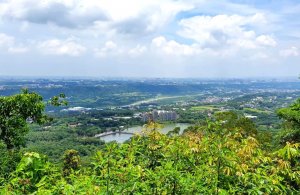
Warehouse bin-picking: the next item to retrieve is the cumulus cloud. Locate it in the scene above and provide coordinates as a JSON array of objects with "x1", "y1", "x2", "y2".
[
  {"x1": 0, "y1": 0, "x2": 108, "y2": 28},
  {"x1": 151, "y1": 36, "x2": 202, "y2": 56},
  {"x1": 0, "y1": 33, "x2": 28, "y2": 53},
  {"x1": 94, "y1": 41, "x2": 120, "y2": 57},
  {"x1": 95, "y1": 41, "x2": 148, "y2": 58},
  {"x1": 128, "y1": 45, "x2": 147, "y2": 57},
  {"x1": 0, "y1": 0, "x2": 193, "y2": 35},
  {"x1": 0, "y1": 1, "x2": 299, "y2": 78},
  {"x1": 38, "y1": 39, "x2": 86, "y2": 56},
  {"x1": 280, "y1": 47, "x2": 299, "y2": 57},
  {"x1": 178, "y1": 13, "x2": 276, "y2": 49},
  {"x1": 7, "y1": 47, "x2": 28, "y2": 53},
  {"x1": 112, "y1": 0, "x2": 193, "y2": 35},
  {"x1": 0, "y1": 33, "x2": 14, "y2": 47},
  {"x1": 150, "y1": 35, "x2": 276, "y2": 58},
  {"x1": 93, "y1": 34, "x2": 277, "y2": 59},
  {"x1": 256, "y1": 35, "x2": 277, "y2": 47}
]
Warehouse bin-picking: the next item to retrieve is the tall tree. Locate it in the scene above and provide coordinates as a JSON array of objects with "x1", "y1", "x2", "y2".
[
  {"x1": 0, "y1": 89, "x2": 66, "y2": 150},
  {"x1": 277, "y1": 98, "x2": 300, "y2": 143}
]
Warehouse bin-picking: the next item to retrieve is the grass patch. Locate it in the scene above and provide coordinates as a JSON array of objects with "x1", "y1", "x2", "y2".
[
  {"x1": 190, "y1": 105, "x2": 217, "y2": 111},
  {"x1": 244, "y1": 108, "x2": 272, "y2": 114}
]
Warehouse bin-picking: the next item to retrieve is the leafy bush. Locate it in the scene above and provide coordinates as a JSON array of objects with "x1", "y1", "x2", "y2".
[{"x1": 2, "y1": 121, "x2": 299, "y2": 194}]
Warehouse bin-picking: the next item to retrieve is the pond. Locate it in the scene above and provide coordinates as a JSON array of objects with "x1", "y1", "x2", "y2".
[{"x1": 100, "y1": 123, "x2": 191, "y2": 143}]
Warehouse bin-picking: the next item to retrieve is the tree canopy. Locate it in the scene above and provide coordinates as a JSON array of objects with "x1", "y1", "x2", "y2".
[
  {"x1": 277, "y1": 98, "x2": 300, "y2": 143},
  {"x1": 0, "y1": 89, "x2": 47, "y2": 149},
  {"x1": 0, "y1": 91, "x2": 299, "y2": 194},
  {"x1": 0, "y1": 90, "x2": 66, "y2": 150}
]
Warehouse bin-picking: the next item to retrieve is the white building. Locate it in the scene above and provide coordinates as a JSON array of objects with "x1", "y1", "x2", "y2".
[{"x1": 142, "y1": 110, "x2": 178, "y2": 122}]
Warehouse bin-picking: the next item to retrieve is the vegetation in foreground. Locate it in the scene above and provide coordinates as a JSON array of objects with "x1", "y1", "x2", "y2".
[{"x1": 0, "y1": 91, "x2": 299, "y2": 194}]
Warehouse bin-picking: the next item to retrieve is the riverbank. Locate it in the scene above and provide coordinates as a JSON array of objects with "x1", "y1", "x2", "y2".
[{"x1": 99, "y1": 123, "x2": 191, "y2": 143}]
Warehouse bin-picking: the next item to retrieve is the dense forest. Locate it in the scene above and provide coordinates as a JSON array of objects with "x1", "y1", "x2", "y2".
[{"x1": 0, "y1": 90, "x2": 299, "y2": 194}]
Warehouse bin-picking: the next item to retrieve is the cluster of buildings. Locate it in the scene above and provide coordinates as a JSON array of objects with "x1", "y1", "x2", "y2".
[{"x1": 142, "y1": 110, "x2": 178, "y2": 122}]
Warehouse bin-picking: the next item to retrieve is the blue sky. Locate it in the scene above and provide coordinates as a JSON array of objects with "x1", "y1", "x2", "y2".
[{"x1": 0, "y1": 0, "x2": 299, "y2": 78}]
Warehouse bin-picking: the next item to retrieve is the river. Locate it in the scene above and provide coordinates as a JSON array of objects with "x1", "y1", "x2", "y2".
[{"x1": 99, "y1": 123, "x2": 191, "y2": 143}]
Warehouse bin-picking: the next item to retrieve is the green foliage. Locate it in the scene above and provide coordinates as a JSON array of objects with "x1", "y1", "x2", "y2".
[
  {"x1": 4, "y1": 152, "x2": 59, "y2": 194},
  {"x1": 49, "y1": 93, "x2": 68, "y2": 107},
  {"x1": 0, "y1": 143, "x2": 22, "y2": 185},
  {"x1": 277, "y1": 98, "x2": 300, "y2": 143},
  {"x1": 0, "y1": 89, "x2": 46, "y2": 150},
  {"x1": 2, "y1": 121, "x2": 299, "y2": 194},
  {"x1": 24, "y1": 123, "x2": 104, "y2": 164},
  {"x1": 278, "y1": 99, "x2": 300, "y2": 124},
  {"x1": 0, "y1": 90, "x2": 67, "y2": 188},
  {"x1": 215, "y1": 111, "x2": 258, "y2": 137},
  {"x1": 167, "y1": 126, "x2": 180, "y2": 136},
  {"x1": 0, "y1": 89, "x2": 67, "y2": 150},
  {"x1": 1, "y1": 91, "x2": 300, "y2": 194},
  {"x1": 63, "y1": 149, "x2": 81, "y2": 177}
]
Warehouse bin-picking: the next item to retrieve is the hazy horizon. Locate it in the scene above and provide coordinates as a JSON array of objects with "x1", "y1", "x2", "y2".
[
  {"x1": 0, "y1": 0, "x2": 300, "y2": 78},
  {"x1": 0, "y1": 75, "x2": 299, "y2": 81}
]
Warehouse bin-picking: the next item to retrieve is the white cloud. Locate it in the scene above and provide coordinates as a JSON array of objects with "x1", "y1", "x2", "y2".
[
  {"x1": 38, "y1": 39, "x2": 86, "y2": 56},
  {"x1": 178, "y1": 13, "x2": 276, "y2": 49},
  {"x1": 150, "y1": 35, "x2": 279, "y2": 62},
  {"x1": 95, "y1": 42, "x2": 148, "y2": 57},
  {"x1": 0, "y1": 0, "x2": 107, "y2": 28},
  {"x1": 8, "y1": 47, "x2": 28, "y2": 53},
  {"x1": 280, "y1": 46, "x2": 299, "y2": 57},
  {"x1": 94, "y1": 41, "x2": 121, "y2": 57},
  {"x1": 0, "y1": 33, "x2": 28, "y2": 53},
  {"x1": 104, "y1": 41, "x2": 117, "y2": 50},
  {"x1": 256, "y1": 35, "x2": 276, "y2": 47},
  {"x1": 128, "y1": 45, "x2": 147, "y2": 57},
  {"x1": 0, "y1": 33, "x2": 14, "y2": 46},
  {"x1": 151, "y1": 36, "x2": 202, "y2": 56},
  {"x1": 0, "y1": 1, "x2": 299, "y2": 78},
  {"x1": 93, "y1": 36, "x2": 215, "y2": 58},
  {"x1": 0, "y1": 0, "x2": 193, "y2": 35}
]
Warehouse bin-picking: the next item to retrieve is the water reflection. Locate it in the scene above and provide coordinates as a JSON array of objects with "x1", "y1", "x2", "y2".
[{"x1": 100, "y1": 123, "x2": 191, "y2": 143}]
